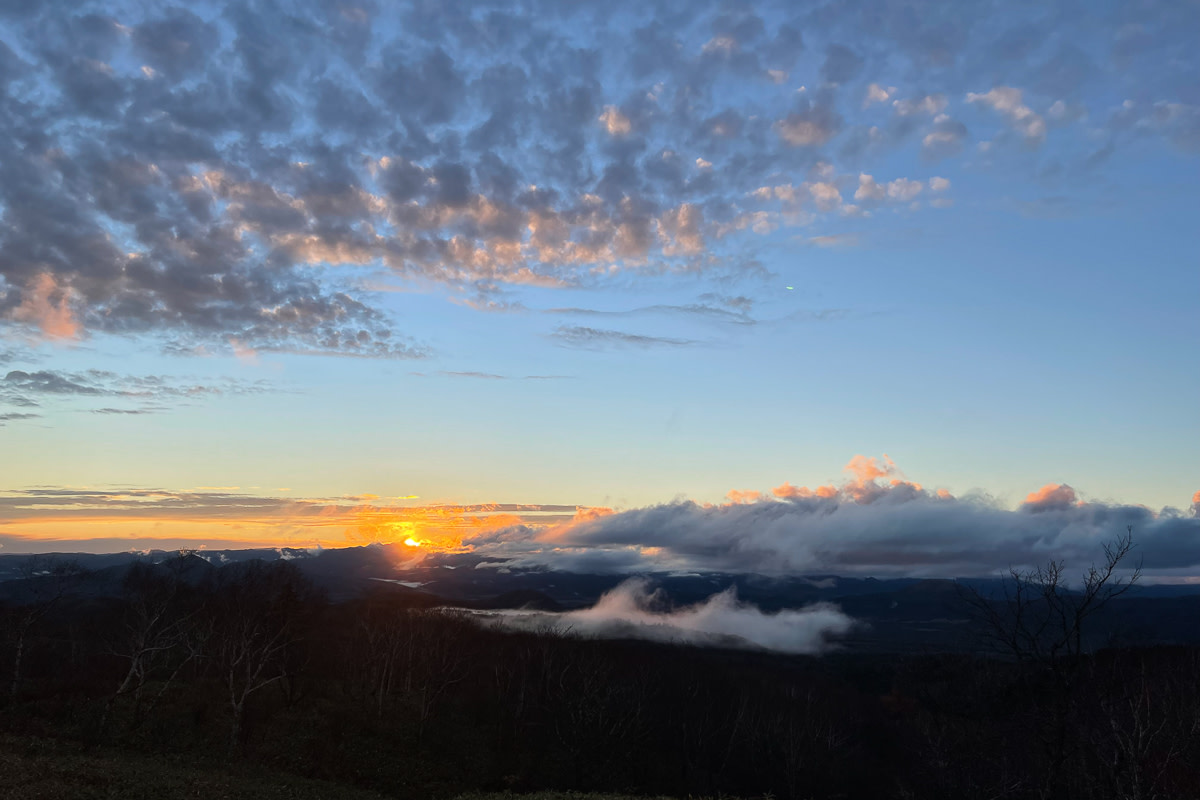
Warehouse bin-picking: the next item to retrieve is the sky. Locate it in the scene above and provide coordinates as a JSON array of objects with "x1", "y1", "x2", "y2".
[{"x1": 0, "y1": 0, "x2": 1197, "y2": 575}]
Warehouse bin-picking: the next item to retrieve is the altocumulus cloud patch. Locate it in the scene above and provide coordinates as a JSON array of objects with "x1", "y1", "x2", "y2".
[{"x1": 0, "y1": 1, "x2": 1193, "y2": 355}]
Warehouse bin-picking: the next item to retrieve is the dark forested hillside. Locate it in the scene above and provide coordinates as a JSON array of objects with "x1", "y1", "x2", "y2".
[{"x1": 1, "y1": 553, "x2": 1198, "y2": 800}]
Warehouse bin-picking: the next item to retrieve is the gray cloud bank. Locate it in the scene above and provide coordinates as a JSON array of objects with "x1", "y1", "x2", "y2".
[
  {"x1": 461, "y1": 577, "x2": 856, "y2": 654},
  {"x1": 472, "y1": 459, "x2": 1200, "y2": 579},
  {"x1": 0, "y1": 1, "x2": 1193, "y2": 354}
]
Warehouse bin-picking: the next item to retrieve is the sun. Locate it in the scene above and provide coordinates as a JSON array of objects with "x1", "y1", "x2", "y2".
[{"x1": 403, "y1": 537, "x2": 421, "y2": 547}]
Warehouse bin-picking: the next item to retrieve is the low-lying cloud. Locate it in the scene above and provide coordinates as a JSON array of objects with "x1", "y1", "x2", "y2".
[
  {"x1": 471, "y1": 456, "x2": 1200, "y2": 579},
  {"x1": 462, "y1": 578, "x2": 856, "y2": 654},
  {"x1": 5, "y1": 456, "x2": 1199, "y2": 578}
]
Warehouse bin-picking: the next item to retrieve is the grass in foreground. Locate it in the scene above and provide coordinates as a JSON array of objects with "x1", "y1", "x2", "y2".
[
  {"x1": 0, "y1": 734, "x2": 392, "y2": 800},
  {"x1": 1, "y1": 735, "x2": 725, "y2": 800},
  {"x1": 454, "y1": 796, "x2": 698, "y2": 800}
]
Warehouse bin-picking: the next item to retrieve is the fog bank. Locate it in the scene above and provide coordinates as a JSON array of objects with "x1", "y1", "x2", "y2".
[{"x1": 460, "y1": 578, "x2": 856, "y2": 654}]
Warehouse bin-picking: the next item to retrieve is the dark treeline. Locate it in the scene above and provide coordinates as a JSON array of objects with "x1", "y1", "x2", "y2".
[{"x1": 1, "y1": 554, "x2": 1198, "y2": 800}]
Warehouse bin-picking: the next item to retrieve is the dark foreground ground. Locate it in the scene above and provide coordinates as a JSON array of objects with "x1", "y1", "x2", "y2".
[
  {"x1": 0, "y1": 734, "x2": 391, "y2": 800},
  {"x1": 1, "y1": 734, "x2": 686, "y2": 800},
  {"x1": 2, "y1": 556, "x2": 1198, "y2": 800}
]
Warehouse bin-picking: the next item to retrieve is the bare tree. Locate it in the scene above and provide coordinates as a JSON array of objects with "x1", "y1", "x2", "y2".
[
  {"x1": 1082, "y1": 651, "x2": 1200, "y2": 800},
  {"x1": 551, "y1": 646, "x2": 650, "y2": 787},
  {"x1": 347, "y1": 593, "x2": 412, "y2": 719},
  {"x1": 208, "y1": 561, "x2": 315, "y2": 754},
  {"x1": 103, "y1": 557, "x2": 205, "y2": 731},
  {"x1": 405, "y1": 610, "x2": 472, "y2": 746},
  {"x1": 2, "y1": 557, "x2": 85, "y2": 706},
  {"x1": 966, "y1": 529, "x2": 1141, "y2": 669},
  {"x1": 960, "y1": 528, "x2": 1142, "y2": 800},
  {"x1": 772, "y1": 683, "x2": 852, "y2": 800}
]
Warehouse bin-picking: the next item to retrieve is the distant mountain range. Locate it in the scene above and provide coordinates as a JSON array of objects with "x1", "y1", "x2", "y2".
[{"x1": 3, "y1": 544, "x2": 1198, "y2": 652}]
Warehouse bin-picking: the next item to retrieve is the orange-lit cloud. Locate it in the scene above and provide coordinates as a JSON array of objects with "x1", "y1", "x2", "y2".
[
  {"x1": 342, "y1": 503, "x2": 539, "y2": 552},
  {"x1": 528, "y1": 474, "x2": 1200, "y2": 578},
  {"x1": 12, "y1": 273, "x2": 80, "y2": 340},
  {"x1": 725, "y1": 489, "x2": 762, "y2": 505},
  {"x1": 1023, "y1": 483, "x2": 1079, "y2": 511},
  {"x1": 771, "y1": 482, "x2": 838, "y2": 500},
  {"x1": 769, "y1": 455, "x2": 916, "y2": 505},
  {"x1": 7, "y1": 463, "x2": 1194, "y2": 578},
  {"x1": 845, "y1": 453, "x2": 897, "y2": 483},
  {"x1": 229, "y1": 338, "x2": 260, "y2": 365},
  {"x1": 573, "y1": 506, "x2": 615, "y2": 523}
]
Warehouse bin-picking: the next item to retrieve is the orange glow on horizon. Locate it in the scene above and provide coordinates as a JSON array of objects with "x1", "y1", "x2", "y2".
[
  {"x1": 9, "y1": 464, "x2": 1182, "y2": 556},
  {"x1": 0, "y1": 493, "x2": 578, "y2": 554}
]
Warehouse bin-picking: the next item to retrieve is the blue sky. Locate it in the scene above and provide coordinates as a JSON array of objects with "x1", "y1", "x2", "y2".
[{"x1": 0, "y1": 0, "x2": 1197, "y2": 570}]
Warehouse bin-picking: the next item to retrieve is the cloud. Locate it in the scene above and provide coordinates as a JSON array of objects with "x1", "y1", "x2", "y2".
[
  {"x1": 853, "y1": 175, "x2": 926, "y2": 207},
  {"x1": 5, "y1": 465, "x2": 1200, "y2": 577},
  {"x1": 1022, "y1": 483, "x2": 1079, "y2": 512},
  {"x1": 751, "y1": 166, "x2": 934, "y2": 223},
  {"x1": 807, "y1": 234, "x2": 859, "y2": 249},
  {"x1": 475, "y1": 456, "x2": 1200, "y2": 578},
  {"x1": 885, "y1": 178, "x2": 923, "y2": 202},
  {"x1": 808, "y1": 182, "x2": 843, "y2": 212},
  {"x1": 776, "y1": 104, "x2": 842, "y2": 146},
  {"x1": 1107, "y1": 100, "x2": 1200, "y2": 153},
  {"x1": 862, "y1": 83, "x2": 894, "y2": 108},
  {"x1": 0, "y1": 368, "x2": 274, "y2": 417},
  {"x1": 658, "y1": 203, "x2": 706, "y2": 256},
  {"x1": 550, "y1": 326, "x2": 696, "y2": 349},
  {"x1": 820, "y1": 45, "x2": 863, "y2": 86},
  {"x1": 573, "y1": 506, "x2": 615, "y2": 523},
  {"x1": 968, "y1": 87, "x2": 1047, "y2": 146},
  {"x1": 437, "y1": 371, "x2": 507, "y2": 380},
  {"x1": 550, "y1": 303, "x2": 755, "y2": 326},
  {"x1": 9, "y1": 273, "x2": 79, "y2": 340},
  {"x1": 854, "y1": 175, "x2": 887, "y2": 204},
  {"x1": 0, "y1": 1, "x2": 1190, "y2": 356},
  {"x1": 598, "y1": 106, "x2": 632, "y2": 137},
  {"x1": 3, "y1": 370, "x2": 104, "y2": 397},
  {"x1": 726, "y1": 489, "x2": 763, "y2": 505},
  {"x1": 410, "y1": 370, "x2": 572, "y2": 380},
  {"x1": 921, "y1": 115, "x2": 969, "y2": 160},
  {"x1": 893, "y1": 94, "x2": 947, "y2": 116},
  {"x1": 462, "y1": 578, "x2": 857, "y2": 654},
  {"x1": 1047, "y1": 100, "x2": 1087, "y2": 126},
  {"x1": 0, "y1": 487, "x2": 580, "y2": 553},
  {"x1": 229, "y1": 339, "x2": 260, "y2": 366},
  {"x1": 845, "y1": 453, "x2": 897, "y2": 482}
]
